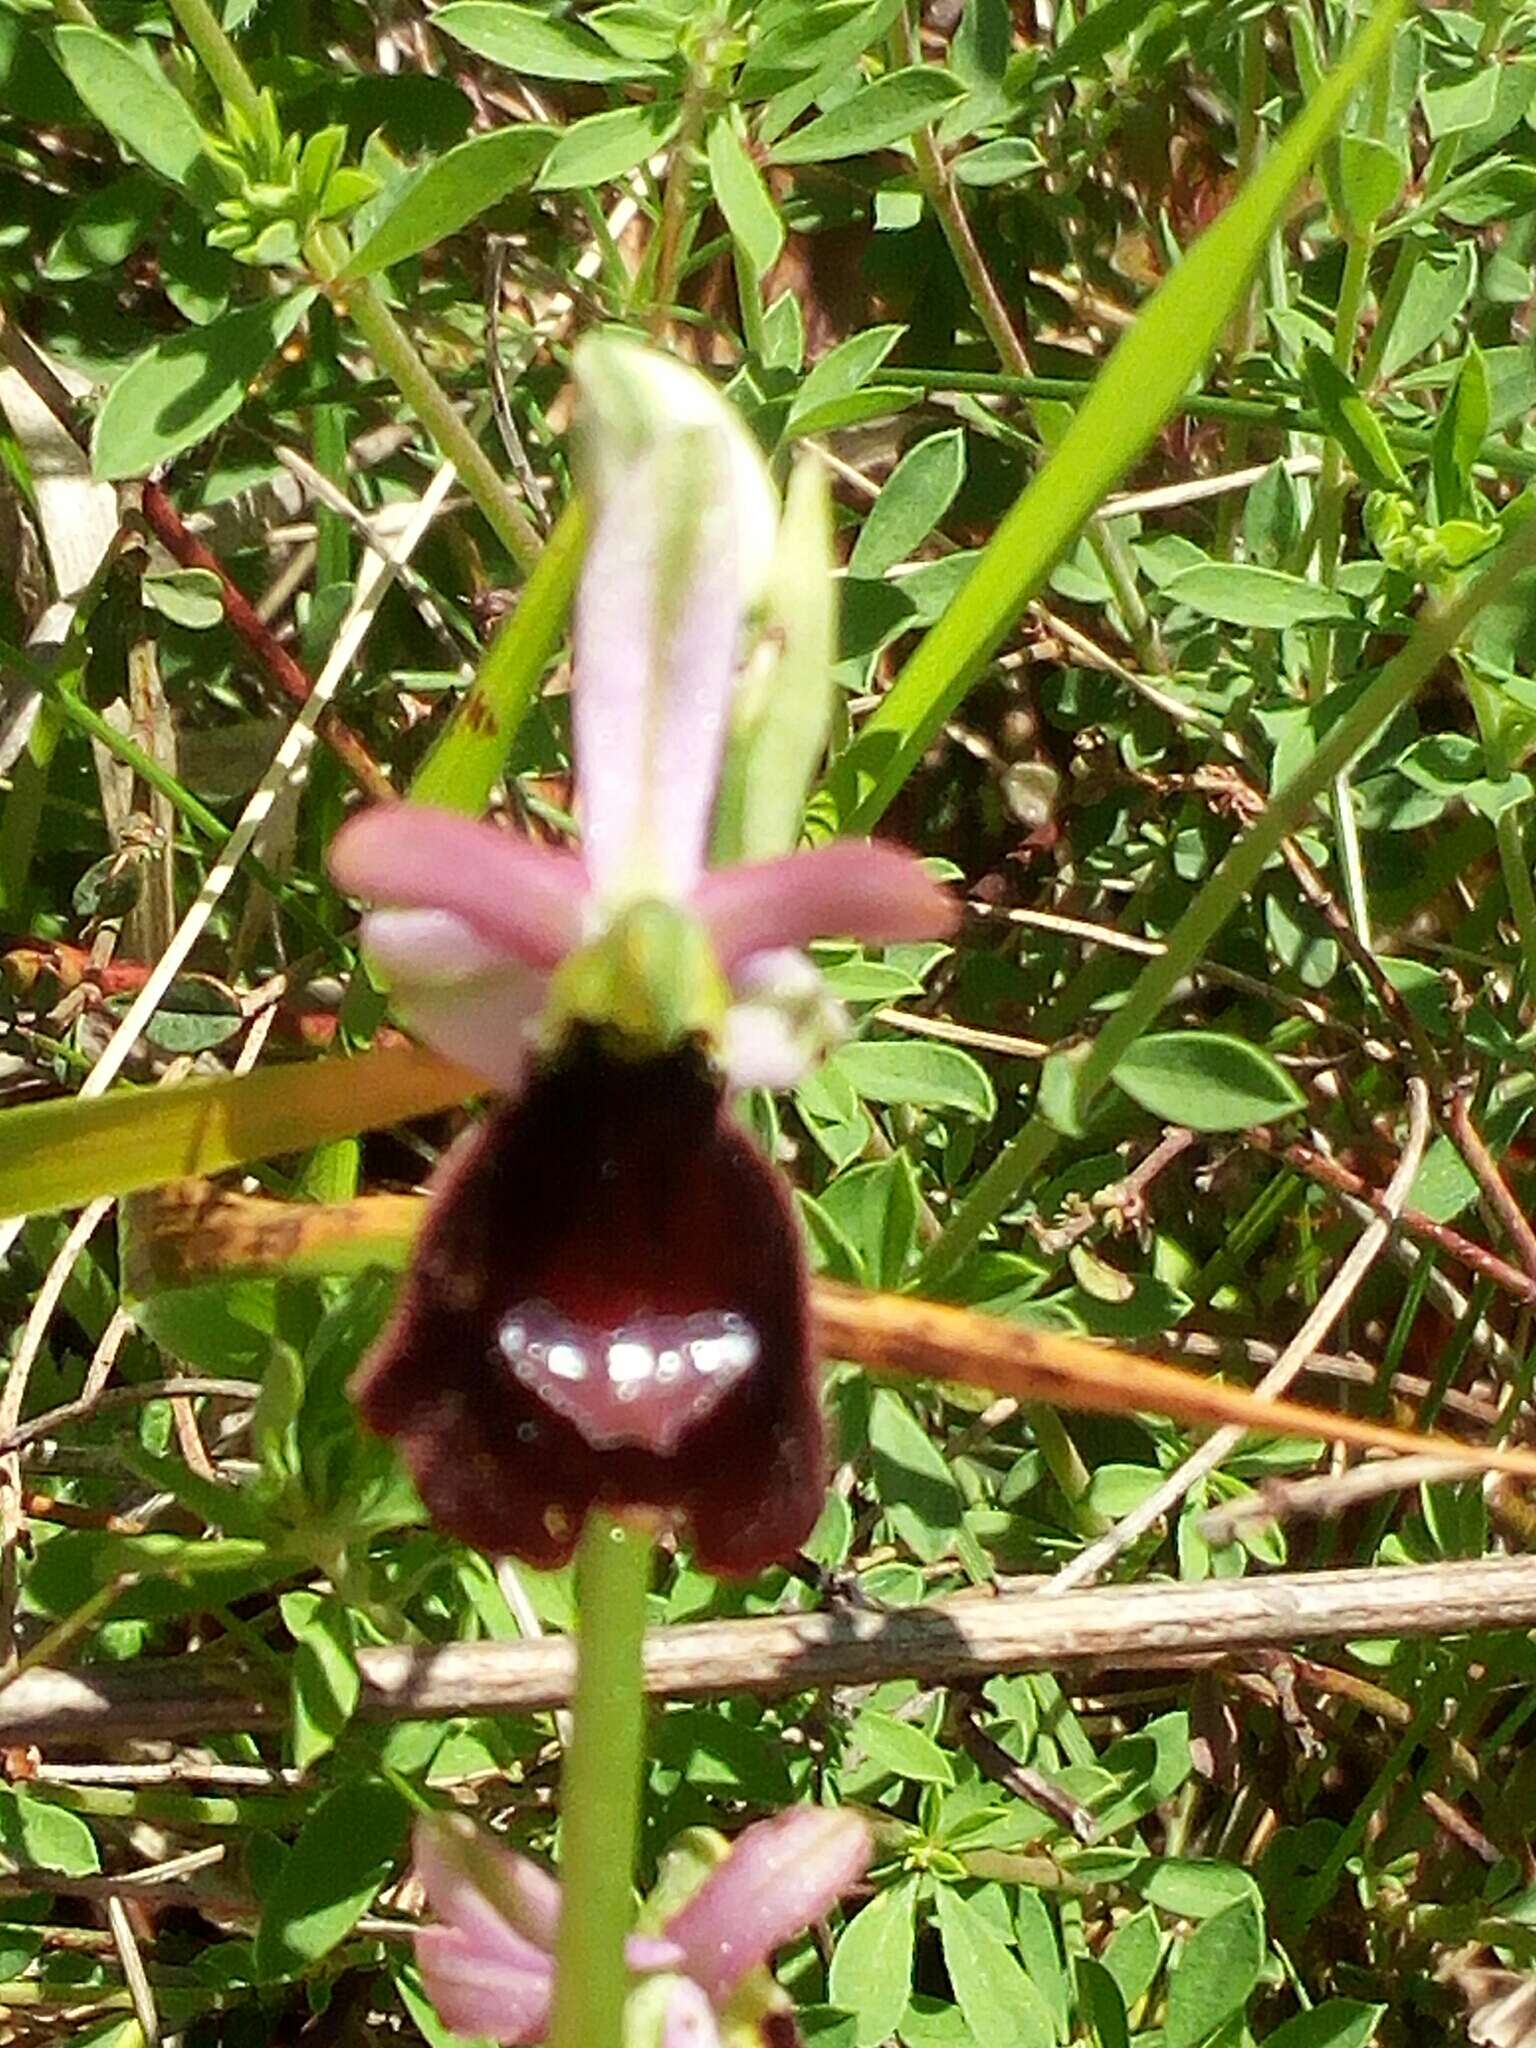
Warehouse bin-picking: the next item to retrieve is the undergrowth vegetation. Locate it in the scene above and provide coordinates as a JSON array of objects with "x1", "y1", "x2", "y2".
[{"x1": 2, "y1": 0, "x2": 1536, "y2": 2042}]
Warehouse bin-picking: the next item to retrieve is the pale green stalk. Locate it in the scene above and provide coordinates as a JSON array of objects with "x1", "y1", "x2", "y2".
[
  {"x1": 163, "y1": 0, "x2": 262, "y2": 123},
  {"x1": 410, "y1": 500, "x2": 587, "y2": 815},
  {"x1": 921, "y1": 506, "x2": 1536, "y2": 1286},
  {"x1": 1305, "y1": 47, "x2": 1394, "y2": 948},
  {"x1": 548, "y1": 1515, "x2": 655, "y2": 2048},
  {"x1": 338, "y1": 270, "x2": 542, "y2": 573}
]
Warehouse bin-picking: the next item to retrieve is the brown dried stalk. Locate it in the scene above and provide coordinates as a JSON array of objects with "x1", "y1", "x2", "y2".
[{"x1": 3, "y1": 1556, "x2": 1536, "y2": 1742}]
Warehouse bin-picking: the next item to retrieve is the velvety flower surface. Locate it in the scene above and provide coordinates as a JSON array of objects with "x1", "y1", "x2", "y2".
[
  {"x1": 352, "y1": 1033, "x2": 820, "y2": 1572},
  {"x1": 330, "y1": 337, "x2": 954, "y2": 1573},
  {"x1": 414, "y1": 1807, "x2": 871, "y2": 2048}
]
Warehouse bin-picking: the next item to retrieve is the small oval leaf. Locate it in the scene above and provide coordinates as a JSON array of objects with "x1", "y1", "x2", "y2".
[
  {"x1": 346, "y1": 124, "x2": 554, "y2": 277},
  {"x1": 1163, "y1": 561, "x2": 1356, "y2": 628},
  {"x1": 770, "y1": 66, "x2": 966, "y2": 165},
  {"x1": 433, "y1": 2, "x2": 661, "y2": 81},
  {"x1": 93, "y1": 290, "x2": 316, "y2": 481},
  {"x1": 1111, "y1": 1032, "x2": 1305, "y2": 1132}
]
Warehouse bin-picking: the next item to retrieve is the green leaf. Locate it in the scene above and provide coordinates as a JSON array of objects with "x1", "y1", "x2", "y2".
[
  {"x1": 770, "y1": 66, "x2": 966, "y2": 165},
  {"x1": 53, "y1": 25, "x2": 218, "y2": 200},
  {"x1": 853, "y1": 1707, "x2": 954, "y2": 1784},
  {"x1": 433, "y1": 2, "x2": 661, "y2": 80},
  {"x1": 1263, "y1": 2000, "x2": 1386, "y2": 2048},
  {"x1": 1111, "y1": 1032, "x2": 1305, "y2": 1131},
  {"x1": 345, "y1": 124, "x2": 554, "y2": 277},
  {"x1": 953, "y1": 135, "x2": 1045, "y2": 187},
  {"x1": 784, "y1": 386, "x2": 914, "y2": 439},
  {"x1": 535, "y1": 101, "x2": 681, "y2": 190},
  {"x1": 0, "y1": 1044, "x2": 467, "y2": 1221},
  {"x1": 756, "y1": 0, "x2": 907, "y2": 143},
  {"x1": 832, "y1": 1038, "x2": 995, "y2": 1118},
  {"x1": 1101, "y1": 1905, "x2": 1162, "y2": 2011},
  {"x1": 92, "y1": 290, "x2": 317, "y2": 481},
  {"x1": 1334, "y1": 133, "x2": 1402, "y2": 231},
  {"x1": 281, "y1": 1590, "x2": 362, "y2": 1770},
  {"x1": 139, "y1": 976, "x2": 244, "y2": 1053},
  {"x1": 706, "y1": 115, "x2": 783, "y2": 274},
  {"x1": 1163, "y1": 560, "x2": 1355, "y2": 628},
  {"x1": 850, "y1": 429, "x2": 966, "y2": 577},
  {"x1": 1162, "y1": 1894, "x2": 1264, "y2": 2048},
  {"x1": 141, "y1": 566, "x2": 225, "y2": 629},
  {"x1": 1075, "y1": 1957, "x2": 1130, "y2": 2048},
  {"x1": 818, "y1": 0, "x2": 1407, "y2": 831},
  {"x1": 868, "y1": 1387, "x2": 966, "y2": 1562},
  {"x1": 1012, "y1": 1891, "x2": 1070, "y2": 2040},
  {"x1": 254, "y1": 1777, "x2": 406, "y2": 1982},
  {"x1": 0, "y1": 1786, "x2": 99, "y2": 1875},
  {"x1": 41, "y1": 169, "x2": 160, "y2": 281},
  {"x1": 787, "y1": 324, "x2": 906, "y2": 430},
  {"x1": 1378, "y1": 241, "x2": 1476, "y2": 382},
  {"x1": 828, "y1": 1876, "x2": 918, "y2": 2048},
  {"x1": 1432, "y1": 340, "x2": 1490, "y2": 523},
  {"x1": 819, "y1": 1155, "x2": 921, "y2": 1290},
  {"x1": 935, "y1": 1889, "x2": 1055, "y2": 2048},
  {"x1": 1303, "y1": 348, "x2": 1410, "y2": 493}
]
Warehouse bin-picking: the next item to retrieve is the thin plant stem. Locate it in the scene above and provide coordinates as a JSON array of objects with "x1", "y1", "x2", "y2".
[
  {"x1": 647, "y1": 87, "x2": 705, "y2": 338},
  {"x1": 921, "y1": 507, "x2": 1536, "y2": 1285},
  {"x1": 892, "y1": 2, "x2": 1163, "y2": 670},
  {"x1": 1305, "y1": 50, "x2": 1392, "y2": 948},
  {"x1": 548, "y1": 1514, "x2": 655, "y2": 2048},
  {"x1": 162, "y1": 0, "x2": 262, "y2": 123},
  {"x1": 314, "y1": 249, "x2": 542, "y2": 574},
  {"x1": 1215, "y1": 11, "x2": 1269, "y2": 560},
  {"x1": 1495, "y1": 804, "x2": 1536, "y2": 1008}
]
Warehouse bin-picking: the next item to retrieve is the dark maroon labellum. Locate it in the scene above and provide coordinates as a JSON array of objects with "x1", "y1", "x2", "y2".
[{"x1": 351, "y1": 1034, "x2": 825, "y2": 1575}]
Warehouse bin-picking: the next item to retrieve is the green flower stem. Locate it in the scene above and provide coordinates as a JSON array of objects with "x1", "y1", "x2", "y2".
[
  {"x1": 549, "y1": 1514, "x2": 655, "y2": 2048},
  {"x1": 327, "y1": 266, "x2": 542, "y2": 575},
  {"x1": 921, "y1": 507, "x2": 1536, "y2": 1287},
  {"x1": 163, "y1": 0, "x2": 262, "y2": 124}
]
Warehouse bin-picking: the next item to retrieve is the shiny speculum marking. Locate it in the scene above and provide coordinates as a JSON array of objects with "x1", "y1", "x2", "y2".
[{"x1": 496, "y1": 1298, "x2": 762, "y2": 1453}]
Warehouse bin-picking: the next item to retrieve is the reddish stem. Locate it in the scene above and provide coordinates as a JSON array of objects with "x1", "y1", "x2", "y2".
[{"x1": 140, "y1": 480, "x2": 394, "y2": 803}]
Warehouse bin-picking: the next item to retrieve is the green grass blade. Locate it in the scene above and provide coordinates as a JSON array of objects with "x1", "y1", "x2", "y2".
[
  {"x1": 817, "y1": 0, "x2": 1407, "y2": 835},
  {"x1": 409, "y1": 498, "x2": 586, "y2": 817},
  {"x1": 0, "y1": 1047, "x2": 471, "y2": 1220}
]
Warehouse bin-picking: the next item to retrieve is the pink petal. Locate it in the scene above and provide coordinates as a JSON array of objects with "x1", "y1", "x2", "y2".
[
  {"x1": 661, "y1": 1976, "x2": 725, "y2": 2048},
  {"x1": 330, "y1": 805, "x2": 588, "y2": 971},
  {"x1": 663, "y1": 1808, "x2": 872, "y2": 2004},
  {"x1": 721, "y1": 950, "x2": 844, "y2": 1091},
  {"x1": 416, "y1": 1926, "x2": 552, "y2": 2045},
  {"x1": 695, "y1": 843, "x2": 957, "y2": 976},
  {"x1": 627, "y1": 1935, "x2": 689, "y2": 1973},
  {"x1": 572, "y1": 440, "x2": 745, "y2": 906},
  {"x1": 415, "y1": 1817, "x2": 561, "y2": 1957},
  {"x1": 362, "y1": 916, "x2": 546, "y2": 1093}
]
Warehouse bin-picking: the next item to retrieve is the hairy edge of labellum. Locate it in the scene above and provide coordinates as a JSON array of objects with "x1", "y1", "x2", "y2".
[{"x1": 349, "y1": 1031, "x2": 825, "y2": 1575}]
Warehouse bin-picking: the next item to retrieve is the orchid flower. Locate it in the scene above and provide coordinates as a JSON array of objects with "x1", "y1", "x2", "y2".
[
  {"x1": 329, "y1": 336, "x2": 954, "y2": 1575},
  {"x1": 413, "y1": 1807, "x2": 871, "y2": 2048}
]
